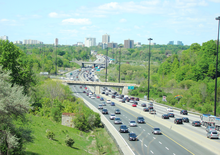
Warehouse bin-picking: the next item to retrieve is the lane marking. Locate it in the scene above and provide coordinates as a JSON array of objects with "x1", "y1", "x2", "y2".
[
  {"x1": 153, "y1": 137, "x2": 156, "y2": 139},
  {"x1": 144, "y1": 144, "x2": 147, "y2": 147},
  {"x1": 139, "y1": 126, "x2": 141, "y2": 128},
  {"x1": 159, "y1": 141, "x2": 162, "y2": 144},
  {"x1": 140, "y1": 140, "x2": 142, "y2": 142},
  {"x1": 150, "y1": 150, "x2": 154, "y2": 154},
  {"x1": 143, "y1": 129, "x2": 145, "y2": 131},
  {"x1": 148, "y1": 133, "x2": 150, "y2": 135},
  {"x1": 165, "y1": 147, "x2": 169, "y2": 150}
]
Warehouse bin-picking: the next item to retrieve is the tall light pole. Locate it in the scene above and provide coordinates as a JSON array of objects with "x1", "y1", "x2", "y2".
[
  {"x1": 148, "y1": 38, "x2": 153, "y2": 101},
  {"x1": 55, "y1": 45, "x2": 57, "y2": 75},
  {"x1": 105, "y1": 47, "x2": 108, "y2": 82},
  {"x1": 214, "y1": 16, "x2": 220, "y2": 116},
  {"x1": 119, "y1": 45, "x2": 122, "y2": 83}
]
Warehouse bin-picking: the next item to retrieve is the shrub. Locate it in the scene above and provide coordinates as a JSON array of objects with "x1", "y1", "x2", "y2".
[
  {"x1": 65, "y1": 135, "x2": 75, "y2": 147},
  {"x1": 46, "y1": 131, "x2": 55, "y2": 140}
]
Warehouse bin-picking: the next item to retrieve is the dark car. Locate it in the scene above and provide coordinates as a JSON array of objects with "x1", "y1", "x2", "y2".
[
  {"x1": 162, "y1": 114, "x2": 169, "y2": 119},
  {"x1": 111, "y1": 102, "x2": 115, "y2": 106},
  {"x1": 174, "y1": 118, "x2": 183, "y2": 124},
  {"x1": 182, "y1": 117, "x2": 189, "y2": 123},
  {"x1": 105, "y1": 92, "x2": 109, "y2": 96},
  {"x1": 112, "y1": 95, "x2": 116, "y2": 99},
  {"x1": 119, "y1": 125, "x2": 129, "y2": 133},
  {"x1": 134, "y1": 101, "x2": 138, "y2": 105},
  {"x1": 168, "y1": 113, "x2": 175, "y2": 117},
  {"x1": 83, "y1": 91, "x2": 86, "y2": 93},
  {"x1": 143, "y1": 107, "x2": 149, "y2": 112},
  {"x1": 115, "y1": 109, "x2": 121, "y2": 114},
  {"x1": 100, "y1": 97, "x2": 104, "y2": 101},
  {"x1": 128, "y1": 133, "x2": 138, "y2": 141},
  {"x1": 136, "y1": 98, "x2": 139, "y2": 101},
  {"x1": 122, "y1": 99, "x2": 126, "y2": 103},
  {"x1": 137, "y1": 117, "x2": 145, "y2": 123},
  {"x1": 192, "y1": 121, "x2": 201, "y2": 127},
  {"x1": 102, "y1": 109, "x2": 108, "y2": 114},
  {"x1": 127, "y1": 98, "x2": 130, "y2": 102},
  {"x1": 101, "y1": 91, "x2": 105, "y2": 94},
  {"x1": 148, "y1": 106, "x2": 153, "y2": 110},
  {"x1": 141, "y1": 103, "x2": 146, "y2": 107},
  {"x1": 180, "y1": 110, "x2": 188, "y2": 115},
  {"x1": 86, "y1": 93, "x2": 89, "y2": 96}
]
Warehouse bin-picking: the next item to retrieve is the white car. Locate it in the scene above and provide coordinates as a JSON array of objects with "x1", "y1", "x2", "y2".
[
  {"x1": 91, "y1": 96, "x2": 95, "y2": 99},
  {"x1": 118, "y1": 98, "x2": 123, "y2": 102},
  {"x1": 129, "y1": 121, "x2": 137, "y2": 127},
  {"x1": 167, "y1": 108, "x2": 173, "y2": 112},
  {"x1": 109, "y1": 114, "x2": 116, "y2": 120},
  {"x1": 107, "y1": 100, "x2": 111, "y2": 104},
  {"x1": 98, "y1": 104, "x2": 103, "y2": 109}
]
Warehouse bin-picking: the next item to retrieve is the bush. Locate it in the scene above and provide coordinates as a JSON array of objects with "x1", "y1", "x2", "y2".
[
  {"x1": 46, "y1": 131, "x2": 55, "y2": 140},
  {"x1": 65, "y1": 135, "x2": 75, "y2": 147}
]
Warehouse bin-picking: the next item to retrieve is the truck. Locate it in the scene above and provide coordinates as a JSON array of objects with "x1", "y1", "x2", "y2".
[{"x1": 200, "y1": 114, "x2": 216, "y2": 127}]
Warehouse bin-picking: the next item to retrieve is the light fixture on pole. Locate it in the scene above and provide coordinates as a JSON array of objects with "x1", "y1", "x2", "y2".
[
  {"x1": 214, "y1": 16, "x2": 220, "y2": 116},
  {"x1": 148, "y1": 38, "x2": 153, "y2": 101}
]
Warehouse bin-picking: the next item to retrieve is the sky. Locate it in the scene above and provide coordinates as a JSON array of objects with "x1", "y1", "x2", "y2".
[{"x1": 0, "y1": 0, "x2": 220, "y2": 46}]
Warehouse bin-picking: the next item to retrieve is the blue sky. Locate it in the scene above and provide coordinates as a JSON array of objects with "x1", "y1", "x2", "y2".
[{"x1": 0, "y1": 0, "x2": 220, "y2": 45}]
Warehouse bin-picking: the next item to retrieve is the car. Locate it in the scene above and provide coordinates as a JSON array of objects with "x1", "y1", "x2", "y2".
[
  {"x1": 80, "y1": 86, "x2": 82, "y2": 88},
  {"x1": 149, "y1": 109, "x2": 156, "y2": 114},
  {"x1": 109, "y1": 114, "x2": 116, "y2": 120},
  {"x1": 119, "y1": 125, "x2": 129, "y2": 133},
  {"x1": 207, "y1": 131, "x2": 219, "y2": 139},
  {"x1": 98, "y1": 104, "x2": 103, "y2": 109},
  {"x1": 206, "y1": 126, "x2": 216, "y2": 132},
  {"x1": 112, "y1": 95, "x2": 116, "y2": 98},
  {"x1": 180, "y1": 110, "x2": 188, "y2": 115},
  {"x1": 143, "y1": 107, "x2": 149, "y2": 112},
  {"x1": 102, "y1": 91, "x2": 105, "y2": 94},
  {"x1": 105, "y1": 92, "x2": 109, "y2": 96},
  {"x1": 86, "y1": 93, "x2": 89, "y2": 96},
  {"x1": 130, "y1": 97, "x2": 135, "y2": 100},
  {"x1": 96, "y1": 96, "x2": 100, "y2": 99},
  {"x1": 152, "y1": 128, "x2": 161, "y2": 135},
  {"x1": 132, "y1": 104, "x2": 137, "y2": 107},
  {"x1": 115, "y1": 109, "x2": 121, "y2": 114},
  {"x1": 83, "y1": 91, "x2": 86, "y2": 93},
  {"x1": 137, "y1": 117, "x2": 145, "y2": 123},
  {"x1": 162, "y1": 114, "x2": 169, "y2": 119},
  {"x1": 102, "y1": 102, "x2": 106, "y2": 106},
  {"x1": 111, "y1": 102, "x2": 115, "y2": 106},
  {"x1": 85, "y1": 87, "x2": 87, "y2": 89},
  {"x1": 127, "y1": 98, "x2": 130, "y2": 102},
  {"x1": 129, "y1": 121, "x2": 137, "y2": 127},
  {"x1": 114, "y1": 118, "x2": 122, "y2": 124},
  {"x1": 128, "y1": 133, "x2": 138, "y2": 141},
  {"x1": 167, "y1": 107, "x2": 173, "y2": 112},
  {"x1": 136, "y1": 98, "x2": 139, "y2": 101},
  {"x1": 130, "y1": 100, "x2": 134, "y2": 103},
  {"x1": 148, "y1": 106, "x2": 153, "y2": 110},
  {"x1": 134, "y1": 101, "x2": 138, "y2": 105},
  {"x1": 100, "y1": 97, "x2": 104, "y2": 101},
  {"x1": 91, "y1": 95, "x2": 95, "y2": 99},
  {"x1": 174, "y1": 118, "x2": 183, "y2": 124},
  {"x1": 182, "y1": 117, "x2": 189, "y2": 123},
  {"x1": 168, "y1": 113, "x2": 175, "y2": 117},
  {"x1": 118, "y1": 98, "x2": 123, "y2": 102},
  {"x1": 122, "y1": 99, "x2": 126, "y2": 103},
  {"x1": 192, "y1": 121, "x2": 201, "y2": 127},
  {"x1": 148, "y1": 102, "x2": 153, "y2": 106},
  {"x1": 141, "y1": 103, "x2": 146, "y2": 107},
  {"x1": 102, "y1": 109, "x2": 108, "y2": 114},
  {"x1": 107, "y1": 100, "x2": 111, "y2": 104}
]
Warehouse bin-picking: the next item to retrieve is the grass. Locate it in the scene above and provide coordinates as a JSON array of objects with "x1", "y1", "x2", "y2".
[{"x1": 25, "y1": 114, "x2": 120, "y2": 155}]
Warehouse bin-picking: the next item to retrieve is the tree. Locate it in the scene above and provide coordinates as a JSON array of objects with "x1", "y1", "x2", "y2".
[
  {"x1": 65, "y1": 135, "x2": 75, "y2": 147},
  {"x1": 0, "y1": 66, "x2": 32, "y2": 154}
]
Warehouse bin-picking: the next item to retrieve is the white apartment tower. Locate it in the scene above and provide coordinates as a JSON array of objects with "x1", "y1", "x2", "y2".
[
  {"x1": 85, "y1": 38, "x2": 96, "y2": 47},
  {"x1": 55, "y1": 38, "x2": 58, "y2": 46},
  {"x1": 102, "y1": 33, "x2": 110, "y2": 44},
  {"x1": 0, "y1": 35, "x2": 8, "y2": 41}
]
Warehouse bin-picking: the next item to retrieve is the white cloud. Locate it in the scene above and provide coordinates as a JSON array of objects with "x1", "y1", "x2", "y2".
[
  {"x1": 119, "y1": 18, "x2": 127, "y2": 22},
  {"x1": 209, "y1": 0, "x2": 220, "y2": 3},
  {"x1": 134, "y1": 25, "x2": 140, "y2": 29},
  {"x1": 0, "y1": 18, "x2": 17, "y2": 26},
  {"x1": 48, "y1": 12, "x2": 70, "y2": 18},
  {"x1": 62, "y1": 18, "x2": 91, "y2": 25}
]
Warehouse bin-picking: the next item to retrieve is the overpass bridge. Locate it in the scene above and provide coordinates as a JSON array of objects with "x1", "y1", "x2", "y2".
[
  {"x1": 70, "y1": 61, "x2": 106, "y2": 68},
  {"x1": 62, "y1": 80, "x2": 140, "y2": 95}
]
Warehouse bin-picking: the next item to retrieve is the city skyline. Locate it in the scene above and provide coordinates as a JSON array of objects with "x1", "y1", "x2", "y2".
[{"x1": 0, "y1": 0, "x2": 219, "y2": 45}]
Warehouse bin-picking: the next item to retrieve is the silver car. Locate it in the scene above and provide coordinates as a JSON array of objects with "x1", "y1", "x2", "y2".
[
  {"x1": 114, "y1": 117, "x2": 122, "y2": 124},
  {"x1": 109, "y1": 114, "x2": 116, "y2": 120},
  {"x1": 129, "y1": 121, "x2": 137, "y2": 127},
  {"x1": 206, "y1": 126, "x2": 216, "y2": 132},
  {"x1": 207, "y1": 131, "x2": 219, "y2": 139},
  {"x1": 152, "y1": 128, "x2": 161, "y2": 135}
]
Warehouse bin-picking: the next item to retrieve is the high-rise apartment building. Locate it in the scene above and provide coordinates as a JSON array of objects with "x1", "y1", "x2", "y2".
[
  {"x1": 102, "y1": 33, "x2": 110, "y2": 44},
  {"x1": 54, "y1": 38, "x2": 58, "y2": 46},
  {"x1": 124, "y1": 39, "x2": 134, "y2": 48},
  {"x1": 0, "y1": 35, "x2": 8, "y2": 41},
  {"x1": 167, "y1": 41, "x2": 174, "y2": 45},
  {"x1": 108, "y1": 42, "x2": 118, "y2": 48},
  {"x1": 23, "y1": 39, "x2": 43, "y2": 44},
  {"x1": 85, "y1": 38, "x2": 96, "y2": 47},
  {"x1": 14, "y1": 40, "x2": 22, "y2": 44},
  {"x1": 177, "y1": 41, "x2": 184, "y2": 46}
]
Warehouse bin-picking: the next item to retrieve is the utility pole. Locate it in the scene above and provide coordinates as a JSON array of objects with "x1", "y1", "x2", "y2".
[
  {"x1": 105, "y1": 47, "x2": 108, "y2": 82},
  {"x1": 148, "y1": 38, "x2": 153, "y2": 101}
]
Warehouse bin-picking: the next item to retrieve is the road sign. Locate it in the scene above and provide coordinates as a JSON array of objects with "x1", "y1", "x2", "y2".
[
  {"x1": 96, "y1": 69, "x2": 100, "y2": 71},
  {"x1": 128, "y1": 86, "x2": 134, "y2": 90},
  {"x1": 144, "y1": 96, "x2": 147, "y2": 101}
]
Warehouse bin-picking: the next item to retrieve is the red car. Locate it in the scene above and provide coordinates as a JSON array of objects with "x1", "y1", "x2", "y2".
[
  {"x1": 80, "y1": 86, "x2": 82, "y2": 88},
  {"x1": 132, "y1": 104, "x2": 137, "y2": 107},
  {"x1": 85, "y1": 87, "x2": 87, "y2": 89},
  {"x1": 96, "y1": 96, "x2": 100, "y2": 99}
]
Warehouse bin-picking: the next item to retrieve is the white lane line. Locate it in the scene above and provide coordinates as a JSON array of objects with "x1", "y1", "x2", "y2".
[
  {"x1": 165, "y1": 147, "x2": 169, "y2": 150},
  {"x1": 148, "y1": 133, "x2": 150, "y2": 135},
  {"x1": 173, "y1": 153, "x2": 176, "y2": 155},
  {"x1": 144, "y1": 144, "x2": 147, "y2": 147},
  {"x1": 150, "y1": 150, "x2": 154, "y2": 154},
  {"x1": 153, "y1": 137, "x2": 156, "y2": 139},
  {"x1": 139, "y1": 126, "x2": 141, "y2": 128},
  {"x1": 140, "y1": 140, "x2": 142, "y2": 142},
  {"x1": 159, "y1": 141, "x2": 162, "y2": 144}
]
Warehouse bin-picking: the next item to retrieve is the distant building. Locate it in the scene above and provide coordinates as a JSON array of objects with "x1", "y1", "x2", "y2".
[
  {"x1": 167, "y1": 41, "x2": 174, "y2": 45},
  {"x1": 91, "y1": 50, "x2": 97, "y2": 55},
  {"x1": 124, "y1": 39, "x2": 134, "y2": 48},
  {"x1": 14, "y1": 40, "x2": 22, "y2": 44},
  {"x1": 54, "y1": 38, "x2": 58, "y2": 46},
  {"x1": 102, "y1": 43, "x2": 108, "y2": 49},
  {"x1": 85, "y1": 38, "x2": 96, "y2": 47},
  {"x1": 0, "y1": 35, "x2": 8, "y2": 41},
  {"x1": 134, "y1": 42, "x2": 141, "y2": 47},
  {"x1": 61, "y1": 113, "x2": 75, "y2": 128},
  {"x1": 23, "y1": 39, "x2": 43, "y2": 44},
  {"x1": 177, "y1": 41, "x2": 184, "y2": 46},
  {"x1": 108, "y1": 42, "x2": 118, "y2": 48},
  {"x1": 102, "y1": 33, "x2": 110, "y2": 44},
  {"x1": 77, "y1": 42, "x2": 83, "y2": 46}
]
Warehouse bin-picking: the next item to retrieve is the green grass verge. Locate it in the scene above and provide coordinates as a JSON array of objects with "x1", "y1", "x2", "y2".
[{"x1": 25, "y1": 114, "x2": 120, "y2": 155}]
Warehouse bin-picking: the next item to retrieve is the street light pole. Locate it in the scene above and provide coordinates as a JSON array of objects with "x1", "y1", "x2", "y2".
[
  {"x1": 56, "y1": 45, "x2": 57, "y2": 75},
  {"x1": 148, "y1": 38, "x2": 153, "y2": 101},
  {"x1": 105, "y1": 47, "x2": 108, "y2": 82},
  {"x1": 119, "y1": 46, "x2": 122, "y2": 84},
  {"x1": 214, "y1": 16, "x2": 220, "y2": 116}
]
